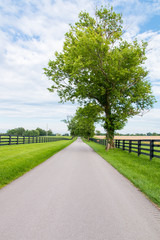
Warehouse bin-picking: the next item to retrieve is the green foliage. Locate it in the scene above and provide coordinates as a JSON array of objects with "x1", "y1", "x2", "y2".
[
  {"x1": 25, "y1": 129, "x2": 40, "y2": 136},
  {"x1": 65, "y1": 104, "x2": 102, "y2": 139},
  {"x1": 7, "y1": 127, "x2": 25, "y2": 136},
  {"x1": 65, "y1": 114, "x2": 95, "y2": 139},
  {"x1": 44, "y1": 6, "x2": 156, "y2": 149},
  {"x1": 116, "y1": 132, "x2": 160, "y2": 136},
  {"x1": 36, "y1": 127, "x2": 47, "y2": 136},
  {"x1": 47, "y1": 129, "x2": 53, "y2": 136},
  {"x1": 6, "y1": 127, "x2": 54, "y2": 137},
  {"x1": 96, "y1": 130, "x2": 101, "y2": 135}
]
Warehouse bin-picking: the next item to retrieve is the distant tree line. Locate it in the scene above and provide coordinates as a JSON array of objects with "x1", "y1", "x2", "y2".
[
  {"x1": 115, "y1": 132, "x2": 160, "y2": 136},
  {"x1": 0, "y1": 127, "x2": 69, "y2": 137},
  {"x1": 95, "y1": 131, "x2": 160, "y2": 136}
]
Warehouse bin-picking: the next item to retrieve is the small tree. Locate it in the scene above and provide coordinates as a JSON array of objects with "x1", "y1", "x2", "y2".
[
  {"x1": 66, "y1": 114, "x2": 95, "y2": 140},
  {"x1": 36, "y1": 128, "x2": 46, "y2": 136},
  {"x1": 24, "y1": 129, "x2": 39, "y2": 136},
  {"x1": 64, "y1": 104, "x2": 101, "y2": 140},
  {"x1": 7, "y1": 127, "x2": 25, "y2": 136},
  {"x1": 47, "y1": 129, "x2": 53, "y2": 136},
  {"x1": 96, "y1": 130, "x2": 102, "y2": 135},
  {"x1": 44, "y1": 6, "x2": 155, "y2": 149}
]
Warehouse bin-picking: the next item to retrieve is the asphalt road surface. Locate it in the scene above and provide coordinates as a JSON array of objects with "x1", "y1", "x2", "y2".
[{"x1": 0, "y1": 138, "x2": 160, "y2": 240}]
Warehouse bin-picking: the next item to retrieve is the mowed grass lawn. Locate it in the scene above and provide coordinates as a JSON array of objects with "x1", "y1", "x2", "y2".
[
  {"x1": 0, "y1": 139, "x2": 74, "y2": 189},
  {"x1": 85, "y1": 140, "x2": 160, "y2": 207}
]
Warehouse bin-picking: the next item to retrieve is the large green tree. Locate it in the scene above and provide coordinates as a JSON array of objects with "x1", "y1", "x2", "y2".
[{"x1": 44, "y1": 6, "x2": 155, "y2": 149}]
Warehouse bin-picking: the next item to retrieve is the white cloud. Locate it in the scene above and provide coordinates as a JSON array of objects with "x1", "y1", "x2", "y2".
[
  {"x1": 117, "y1": 108, "x2": 160, "y2": 134},
  {"x1": 0, "y1": 0, "x2": 160, "y2": 134},
  {"x1": 0, "y1": 0, "x2": 96, "y2": 132}
]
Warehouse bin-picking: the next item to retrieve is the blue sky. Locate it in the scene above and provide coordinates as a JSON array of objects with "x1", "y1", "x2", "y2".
[{"x1": 0, "y1": 0, "x2": 160, "y2": 134}]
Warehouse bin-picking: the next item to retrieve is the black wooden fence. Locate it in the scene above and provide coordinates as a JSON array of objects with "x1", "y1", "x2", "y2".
[
  {"x1": 0, "y1": 135, "x2": 71, "y2": 146},
  {"x1": 89, "y1": 138, "x2": 107, "y2": 146},
  {"x1": 89, "y1": 138, "x2": 160, "y2": 160}
]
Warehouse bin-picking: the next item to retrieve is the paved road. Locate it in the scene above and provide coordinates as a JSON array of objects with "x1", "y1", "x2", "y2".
[{"x1": 0, "y1": 138, "x2": 160, "y2": 240}]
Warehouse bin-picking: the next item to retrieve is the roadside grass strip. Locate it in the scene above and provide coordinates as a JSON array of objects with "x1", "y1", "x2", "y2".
[
  {"x1": 85, "y1": 140, "x2": 160, "y2": 207},
  {"x1": 0, "y1": 140, "x2": 74, "y2": 189}
]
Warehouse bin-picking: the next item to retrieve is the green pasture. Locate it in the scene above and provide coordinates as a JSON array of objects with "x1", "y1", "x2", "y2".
[
  {"x1": 116, "y1": 140, "x2": 160, "y2": 158},
  {"x1": 0, "y1": 139, "x2": 74, "y2": 189},
  {"x1": 85, "y1": 140, "x2": 160, "y2": 207},
  {"x1": 0, "y1": 135, "x2": 72, "y2": 146},
  {"x1": 92, "y1": 138, "x2": 160, "y2": 158}
]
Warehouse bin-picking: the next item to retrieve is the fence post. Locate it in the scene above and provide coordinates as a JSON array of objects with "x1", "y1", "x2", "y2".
[
  {"x1": 28, "y1": 136, "x2": 30, "y2": 144},
  {"x1": 9, "y1": 135, "x2": 11, "y2": 145},
  {"x1": 138, "y1": 140, "x2": 141, "y2": 156},
  {"x1": 118, "y1": 140, "x2": 120, "y2": 149},
  {"x1": 150, "y1": 140, "x2": 154, "y2": 160},
  {"x1": 123, "y1": 140, "x2": 125, "y2": 150},
  {"x1": 17, "y1": 136, "x2": 19, "y2": 144},
  {"x1": 23, "y1": 136, "x2": 25, "y2": 144},
  {"x1": 129, "y1": 140, "x2": 132, "y2": 153}
]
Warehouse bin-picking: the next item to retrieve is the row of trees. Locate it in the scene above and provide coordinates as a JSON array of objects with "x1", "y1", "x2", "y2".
[
  {"x1": 63, "y1": 104, "x2": 102, "y2": 140},
  {"x1": 44, "y1": 6, "x2": 155, "y2": 149},
  {"x1": 6, "y1": 127, "x2": 53, "y2": 136},
  {"x1": 116, "y1": 133, "x2": 160, "y2": 136}
]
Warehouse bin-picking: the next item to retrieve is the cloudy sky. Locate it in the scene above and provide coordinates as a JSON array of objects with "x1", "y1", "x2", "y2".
[{"x1": 0, "y1": 0, "x2": 160, "y2": 134}]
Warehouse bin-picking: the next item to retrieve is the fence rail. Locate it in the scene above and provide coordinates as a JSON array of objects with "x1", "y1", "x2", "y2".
[
  {"x1": 89, "y1": 138, "x2": 107, "y2": 146},
  {"x1": 89, "y1": 138, "x2": 160, "y2": 160},
  {"x1": 0, "y1": 135, "x2": 71, "y2": 146}
]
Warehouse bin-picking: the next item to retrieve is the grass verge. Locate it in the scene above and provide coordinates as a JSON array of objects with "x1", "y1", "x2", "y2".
[
  {"x1": 84, "y1": 140, "x2": 160, "y2": 207},
  {"x1": 0, "y1": 139, "x2": 74, "y2": 189}
]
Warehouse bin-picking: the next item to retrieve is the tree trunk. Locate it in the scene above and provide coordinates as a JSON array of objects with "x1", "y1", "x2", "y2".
[
  {"x1": 104, "y1": 103, "x2": 115, "y2": 150},
  {"x1": 104, "y1": 95, "x2": 115, "y2": 150},
  {"x1": 105, "y1": 130, "x2": 115, "y2": 150}
]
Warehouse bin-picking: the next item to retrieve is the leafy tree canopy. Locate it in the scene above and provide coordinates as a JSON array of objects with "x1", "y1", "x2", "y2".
[
  {"x1": 7, "y1": 127, "x2": 25, "y2": 136},
  {"x1": 64, "y1": 104, "x2": 102, "y2": 139},
  {"x1": 44, "y1": 6, "x2": 156, "y2": 149},
  {"x1": 36, "y1": 128, "x2": 47, "y2": 136}
]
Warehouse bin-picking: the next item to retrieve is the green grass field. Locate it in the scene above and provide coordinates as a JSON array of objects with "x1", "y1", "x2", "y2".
[
  {"x1": 0, "y1": 135, "x2": 72, "y2": 145},
  {"x1": 0, "y1": 139, "x2": 74, "y2": 189},
  {"x1": 85, "y1": 140, "x2": 160, "y2": 207}
]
